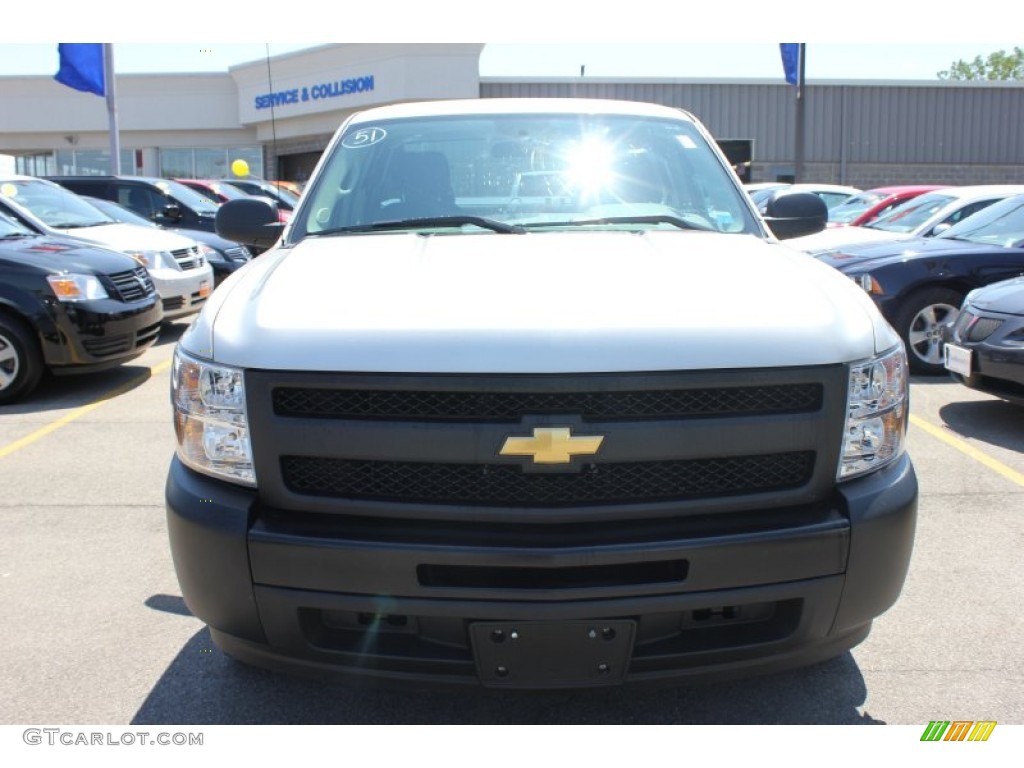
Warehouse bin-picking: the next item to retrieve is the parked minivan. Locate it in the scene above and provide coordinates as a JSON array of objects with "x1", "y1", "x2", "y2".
[
  {"x1": 48, "y1": 175, "x2": 224, "y2": 234},
  {"x1": 0, "y1": 205, "x2": 162, "y2": 404},
  {"x1": 0, "y1": 176, "x2": 214, "y2": 321}
]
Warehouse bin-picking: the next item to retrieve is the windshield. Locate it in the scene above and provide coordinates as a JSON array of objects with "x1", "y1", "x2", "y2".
[
  {"x1": 0, "y1": 208, "x2": 35, "y2": 238},
  {"x1": 195, "y1": 181, "x2": 250, "y2": 203},
  {"x1": 938, "y1": 195, "x2": 1024, "y2": 248},
  {"x1": 865, "y1": 193, "x2": 956, "y2": 233},
  {"x1": 85, "y1": 196, "x2": 157, "y2": 228},
  {"x1": 291, "y1": 112, "x2": 758, "y2": 241},
  {"x1": 150, "y1": 179, "x2": 220, "y2": 215},
  {"x1": 827, "y1": 192, "x2": 887, "y2": 224},
  {"x1": 0, "y1": 179, "x2": 114, "y2": 229},
  {"x1": 259, "y1": 184, "x2": 299, "y2": 208}
]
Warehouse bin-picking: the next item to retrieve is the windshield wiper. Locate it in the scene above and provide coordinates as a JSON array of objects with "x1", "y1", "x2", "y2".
[
  {"x1": 312, "y1": 216, "x2": 526, "y2": 236},
  {"x1": 0, "y1": 232, "x2": 30, "y2": 239},
  {"x1": 53, "y1": 222, "x2": 107, "y2": 229},
  {"x1": 520, "y1": 214, "x2": 712, "y2": 232}
]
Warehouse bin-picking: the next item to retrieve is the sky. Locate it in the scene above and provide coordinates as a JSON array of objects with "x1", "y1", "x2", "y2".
[
  {"x1": 0, "y1": 42, "x2": 1021, "y2": 82},
  {"x1": 1, "y1": 2, "x2": 1020, "y2": 82}
]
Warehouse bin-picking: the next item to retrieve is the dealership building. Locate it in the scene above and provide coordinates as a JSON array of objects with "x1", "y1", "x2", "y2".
[{"x1": 1, "y1": 43, "x2": 1022, "y2": 187}]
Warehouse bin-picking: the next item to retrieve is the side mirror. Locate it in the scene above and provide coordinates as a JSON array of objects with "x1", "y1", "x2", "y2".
[
  {"x1": 216, "y1": 197, "x2": 285, "y2": 249},
  {"x1": 762, "y1": 191, "x2": 828, "y2": 240},
  {"x1": 157, "y1": 203, "x2": 184, "y2": 223},
  {"x1": 930, "y1": 222, "x2": 952, "y2": 237}
]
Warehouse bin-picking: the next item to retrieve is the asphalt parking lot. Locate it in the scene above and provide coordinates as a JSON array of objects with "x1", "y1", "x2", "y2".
[{"x1": 1, "y1": 320, "x2": 1022, "y2": 726}]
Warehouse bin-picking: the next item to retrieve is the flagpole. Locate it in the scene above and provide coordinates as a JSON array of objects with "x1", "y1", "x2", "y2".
[
  {"x1": 104, "y1": 43, "x2": 121, "y2": 174},
  {"x1": 793, "y1": 44, "x2": 806, "y2": 183}
]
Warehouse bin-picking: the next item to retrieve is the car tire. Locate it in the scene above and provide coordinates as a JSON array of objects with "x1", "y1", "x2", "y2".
[
  {"x1": 0, "y1": 314, "x2": 44, "y2": 405},
  {"x1": 892, "y1": 287, "x2": 963, "y2": 376}
]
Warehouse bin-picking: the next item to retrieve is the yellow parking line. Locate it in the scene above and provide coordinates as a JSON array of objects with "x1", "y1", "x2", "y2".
[
  {"x1": 0, "y1": 359, "x2": 172, "y2": 460},
  {"x1": 910, "y1": 413, "x2": 1024, "y2": 488}
]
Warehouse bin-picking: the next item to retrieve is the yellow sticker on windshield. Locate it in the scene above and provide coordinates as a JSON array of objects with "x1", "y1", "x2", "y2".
[{"x1": 0, "y1": 183, "x2": 17, "y2": 197}]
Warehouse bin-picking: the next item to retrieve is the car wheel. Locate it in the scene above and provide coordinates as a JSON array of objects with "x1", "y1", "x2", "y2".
[
  {"x1": 0, "y1": 314, "x2": 44, "y2": 405},
  {"x1": 893, "y1": 287, "x2": 963, "y2": 376}
]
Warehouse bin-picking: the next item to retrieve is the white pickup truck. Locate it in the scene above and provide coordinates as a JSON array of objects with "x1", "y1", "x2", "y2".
[{"x1": 166, "y1": 98, "x2": 917, "y2": 689}]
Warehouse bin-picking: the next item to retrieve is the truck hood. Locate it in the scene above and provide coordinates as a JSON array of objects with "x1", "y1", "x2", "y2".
[
  {"x1": 184, "y1": 230, "x2": 895, "y2": 373},
  {"x1": 52, "y1": 222, "x2": 199, "y2": 253}
]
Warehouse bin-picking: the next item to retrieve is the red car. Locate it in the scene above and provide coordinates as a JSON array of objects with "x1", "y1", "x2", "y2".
[
  {"x1": 176, "y1": 179, "x2": 292, "y2": 223},
  {"x1": 826, "y1": 185, "x2": 948, "y2": 228}
]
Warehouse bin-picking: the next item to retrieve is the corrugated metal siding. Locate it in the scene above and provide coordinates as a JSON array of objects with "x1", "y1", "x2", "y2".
[{"x1": 480, "y1": 80, "x2": 1024, "y2": 166}]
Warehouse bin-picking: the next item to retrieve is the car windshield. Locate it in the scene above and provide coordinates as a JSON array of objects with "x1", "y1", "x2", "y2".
[
  {"x1": 201, "y1": 182, "x2": 251, "y2": 202},
  {"x1": 865, "y1": 193, "x2": 956, "y2": 233},
  {"x1": 291, "y1": 111, "x2": 758, "y2": 241},
  {"x1": 0, "y1": 179, "x2": 114, "y2": 229},
  {"x1": 260, "y1": 184, "x2": 300, "y2": 207},
  {"x1": 828, "y1": 192, "x2": 887, "y2": 224},
  {"x1": 0, "y1": 208, "x2": 35, "y2": 238},
  {"x1": 86, "y1": 196, "x2": 157, "y2": 228},
  {"x1": 151, "y1": 179, "x2": 220, "y2": 215},
  {"x1": 938, "y1": 195, "x2": 1024, "y2": 248}
]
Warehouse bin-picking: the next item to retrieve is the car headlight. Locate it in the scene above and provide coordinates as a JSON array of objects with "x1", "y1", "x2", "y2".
[
  {"x1": 197, "y1": 244, "x2": 226, "y2": 263},
  {"x1": 46, "y1": 273, "x2": 109, "y2": 302},
  {"x1": 849, "y1": 272, "x2": 883, "y2": 294},
  {"x1": 126, "y1": 250, "x2": 169, "y2": 269},
  {"x1": 839, "y1": 344, "x2": 908, "y2": 481},
  {"x1": 172, "y1": 347, "x2": 255, "y2": 487}
]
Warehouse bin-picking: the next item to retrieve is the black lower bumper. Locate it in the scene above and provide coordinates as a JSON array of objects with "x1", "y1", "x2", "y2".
[{"x1": 166, "y1": 454, "x2": 917, "y2": 689}]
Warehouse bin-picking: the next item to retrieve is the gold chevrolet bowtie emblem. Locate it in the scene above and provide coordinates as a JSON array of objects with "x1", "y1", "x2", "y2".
[{"x1": 499, "y1": 427, "x2": 604, "y2": 464}]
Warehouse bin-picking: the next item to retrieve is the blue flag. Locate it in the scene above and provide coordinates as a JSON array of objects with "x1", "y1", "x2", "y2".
[
  {"x1": 779, "y1": 43, "x2": 800, "y2": 86},
  {"x1": 55, "y1": 44, "x2": 105, "y2": 96}
]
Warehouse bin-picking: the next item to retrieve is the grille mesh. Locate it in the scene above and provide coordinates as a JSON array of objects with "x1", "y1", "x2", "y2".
[
  {"x1": 954, "y1": 310, "x2": 1004, "y2": 342},
  {"x1": 280, "y1": 452, "x2": 816, "y2": 507},
  {"x1": 107, "y1": 267, "x2": 154, "y2": 302},
  {"x1": 273, "y1": 384, "x2": 823, "y2": 422},
  {"x1": 968, "y1": 317, "x2": 1004, "y2": 342}
]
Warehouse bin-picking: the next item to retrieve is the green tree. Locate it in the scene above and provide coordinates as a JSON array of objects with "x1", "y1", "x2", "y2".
[{"x1": 937, "y1": 47, "x2": 1024, "y2": 80}]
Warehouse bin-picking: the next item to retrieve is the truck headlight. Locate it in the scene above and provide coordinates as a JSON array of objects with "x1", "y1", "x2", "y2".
[
  {"x1": 839, "y1": 344, "x2": 908, "y2": 481},
  {"x1": 46, "y1": 273, "x2": 109, "y2": 302},
  {"x1": 172, "y1": 347, "x2": 255, "y2": 486}
]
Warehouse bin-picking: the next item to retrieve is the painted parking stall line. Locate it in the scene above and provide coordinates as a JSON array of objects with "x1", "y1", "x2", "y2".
[
  {"x1": 0, "y1": 360, "x2": 171, "y2": 460},
  {"x1": 910, "y1": 413, "x2": 1024, "y2": 488}
]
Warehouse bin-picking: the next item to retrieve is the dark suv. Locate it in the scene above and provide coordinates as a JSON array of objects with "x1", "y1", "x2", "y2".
[
  {"x1": 0, "y1": 205, "x2": 162, "y2": 404},
  {"x1": 47, "y1": 176, "x2": 222, "y2": 233}
]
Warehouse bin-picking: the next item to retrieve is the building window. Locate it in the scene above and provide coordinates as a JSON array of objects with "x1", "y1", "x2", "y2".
[
  {"x1": 16, "y1": 150, "x2": 135, "y2": 176},
  {"x1": 160, "y1": 148, "x2": 194, "y2": 178},
  {"x1": 160, "y1": 146, "x2": 263, "y2": 180}
]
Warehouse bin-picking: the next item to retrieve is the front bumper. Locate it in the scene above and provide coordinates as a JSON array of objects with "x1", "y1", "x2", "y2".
[
  {"x1": 166, "y1": 453, "x2": 917, "y2": 689},
  {"x1": 41, "y1": 295, "x2": 163, "y2": 373},
  {"x1": 149, "y1": 267, "x2": 213, "y2": 320},
  {"x1": 943, "y1": 311, "x2": 1024, "y2": 404}
]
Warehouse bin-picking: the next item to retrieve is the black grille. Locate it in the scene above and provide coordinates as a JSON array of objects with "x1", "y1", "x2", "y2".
[
  {"x1": 952, "y1": 310, "x2": 1004, "y2": 342},
  {"x1": 223, "y1": 246, "x2": 250, "y2": 261},
  {"x1": 280, "y1": 452, "x2": 815, "y2": 507},
  {"x1": 968, "y1": 317, "x2": 1004, "y2": 342},
  {"x1": 83, "y1": 334, "x2": 131, "y2": 357},
  {"x1": 136, "y1": 322, "x2": 162, "y2": 347},
  {"x1": 163, "y1": 297, "x2": 184, "y2": 311},
  {"x1": 107, "y1": 267, "x2": 154, "y2": 302},
  {"x1": 273, "y1": 384, "x2": 823, "y2": 422}
]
